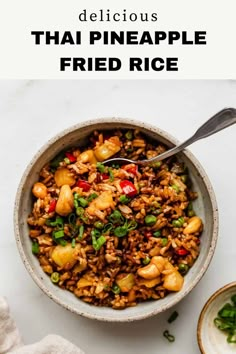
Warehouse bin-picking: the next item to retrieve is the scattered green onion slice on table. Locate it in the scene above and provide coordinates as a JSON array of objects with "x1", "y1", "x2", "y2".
[
  {"x1": 163, "y1": 330, "x2": 175, "y2": 342},
  {"x1": 168, "y1": 311, "x2": 179, "y2": 323}
]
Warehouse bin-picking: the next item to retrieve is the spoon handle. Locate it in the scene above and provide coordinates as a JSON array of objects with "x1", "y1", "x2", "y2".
[{"x1": 143, "y1": 108, "x2": 236, "y2": 164}]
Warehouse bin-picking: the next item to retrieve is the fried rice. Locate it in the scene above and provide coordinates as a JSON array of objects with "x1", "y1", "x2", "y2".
[{"x1": 27, "y1": 129, "x2": 203, "y2": 309}]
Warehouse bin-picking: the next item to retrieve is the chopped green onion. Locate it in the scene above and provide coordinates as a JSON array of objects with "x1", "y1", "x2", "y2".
[
  {"x1": 112, "y1": 284, "x2": 121, "y2": 294},
  {"x1": 58, "y1": 239, "x2": 67, "y2": 246},
  {"x1": 126, "y1": 148, "x2": 133, "y2": 153},
  {"x1": 96, "y1": 162, "x2": 105, "y2": 173},
  {"x1": 119, "y1": 195, "x2": 130, "y2": 204},
  {"x1": 78, "y1": 197, "x2": 88, "y2": 208},
  {"x1": 92, "y1": 235, "x2": 106, "y2": 251},
  {"x1": 91, "y1": 229, "x2": 101, "y2": 238},
  {"x1": 161, "y1": 238, "x2": 168, "y2": 246},
  {"x1": 32, "y1": 241, "x2": 39, "y2": 254},
  {"x1": 102, "y1": 223, "x2": 113, "y2": 234},
  {"x1": 68, "y1": 213, "x2": 76, "y2": 225},
  {"x1": 125, "y1": 130, "x2": 133, "y2": 140},
  {"x1": 53, "y1": 230, "x2": 65, "y2": 239},
  {"x1": 64, "y1": 157, "x2": 71, "y2": 164},
  {"x1": 171, "y1": 184, "x2": 180, "y2": 193},
  {"x1": 168, "y1": 311, "x2": 179, "y2": 323},
  {"x1": 46, "y1": 216, "x2": 64, "y2": 228},
  {"x1": 51, "y1": 272, "x2": 60, "y2": 283},
  {"x1": 114, "y1": 226, "x2": 128, "y2": 237},
  {"x1": 142, "y1": 256, "x2": 150, "y2": 265},
  {"x1": 76, "y1": 207, "x2": 85, "y2": 217},
  {"x1": 50, "y1": 151, "x2": 65, "y2": 168},
  {"x1": 87, "y1": 193, "x2": 98, "y2": 202},
  {"x1": 153, "y1": 230, "x2": 161, "y2": 237},
  {"x1": 108, "y1": 210, "x2": 124, "y2": 224},
  {"x1": 145, "y1": 215, "x2": 157, "y2": 226},
  {"x1": 78, "y1": 225, "x2": 84, "y2": 240},
  {"x1": 71, "y1": 239, "x2": 76, "y2": 248},
  {"x1": 108, "y1": 168, "x2": 114, "y2": 182},
  {"x1": 94, "y1": 221, "x2": 104, "y2": 230},
  {"x1": 163, "y1": 330, "x2": 175, "y2": 342}
]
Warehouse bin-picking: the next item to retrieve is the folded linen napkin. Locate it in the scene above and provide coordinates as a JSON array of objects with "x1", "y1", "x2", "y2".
[{"x1": 0, "y1": 297, "x2": 84, "y2": 354}]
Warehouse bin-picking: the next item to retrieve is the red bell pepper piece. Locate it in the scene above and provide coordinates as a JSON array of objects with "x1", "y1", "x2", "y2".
[
  {"x1": 77, "y1": 180, "x2": 91, "y2": 191},
  {"x1": 65, "y1": 152, "x2": 77, "y2": 163},
  {"x1": 120, "y1": 180, "x2": 137, "y2": 197},
  {"x1": 144, "y1": 231, "x2": 153, "y2": 238},
  {"x1": 101, "y1": 173, "x2": 109, "y2": 180},
  {"x1": 122, "y1": 165, "x2": 138, "y2": 175},
  {"x1": 48, "y1": 199, "x2": 57, "y2": 213},
  {"x1": 175, "y1": 247, "x2": 189, "y2": 256}
]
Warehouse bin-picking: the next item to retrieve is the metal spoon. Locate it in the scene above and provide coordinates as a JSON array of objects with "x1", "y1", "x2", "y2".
[{"x1": 103, "y1": 108, "x2": 236, "y2": 166}]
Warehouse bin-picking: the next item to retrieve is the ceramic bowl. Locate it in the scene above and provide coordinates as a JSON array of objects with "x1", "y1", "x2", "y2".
[
  {"x1": 14, "y1": 118, "x2": 218, "y2": 322},
  {"x1": 197, "y1": 282, "x2": 236, "y2": 354}
]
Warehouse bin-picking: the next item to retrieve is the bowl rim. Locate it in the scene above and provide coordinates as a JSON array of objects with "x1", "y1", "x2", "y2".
[
  {"x1": 197, "y1": 281, "x2": 236, "y2": 353},
  {"x1": 14, "y1": 117, "x2": 219, "y2": 322}
]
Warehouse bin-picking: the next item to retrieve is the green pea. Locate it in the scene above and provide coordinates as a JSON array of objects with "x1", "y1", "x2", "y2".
[
  {"x1": 161, "y1": 238, "x2": 168, "y2": 246},
  {"x1": 178, "y1": 263, "x2": 189, "y2": 274},
  {"x1": 153, "y1": 230, "x2": 161, "y2": 237},
  {"x1": 94, "y1": 221, "x2": 104, "y2": 230},
  {"x1": 51, "y1": 272, "x2": 60, "y2": 283},
  {"x1": 119, "y1": 195, "x2": 130, "y2": 204},
  {"x1": 172, "y1": 217, "x2": 185, "y2": 228},
  {"x1": 145, "y1": 215, "x2": 157, "y2": 226},
  {"x1": 142, "y1": 256, "x2": 150, "y2": 265},
  {"x1": 151, "y1": 161, "x2": 162, "y2": 169}
]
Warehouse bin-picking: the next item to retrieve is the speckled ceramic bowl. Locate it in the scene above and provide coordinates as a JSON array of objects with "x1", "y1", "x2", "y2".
[
  {"x1": 14, "y1": 118, "x2": 218, "y2": 322},
  {"x1": 197, "y1": 282, "x2": 236, "y2": 354}
]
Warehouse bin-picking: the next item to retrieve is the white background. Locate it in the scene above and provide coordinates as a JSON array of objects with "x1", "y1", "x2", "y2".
[
  {"x1": 0, "y1": 0, "x2": 236, "y2": 78},
  {"x1": 0, "y1": 80, "x2": 236, "y2": 354}
]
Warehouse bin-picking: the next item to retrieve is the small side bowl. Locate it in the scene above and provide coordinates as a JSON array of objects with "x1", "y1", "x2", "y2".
[{"x1": 197, "y1": 282, "x2": 236, "y2": 354}]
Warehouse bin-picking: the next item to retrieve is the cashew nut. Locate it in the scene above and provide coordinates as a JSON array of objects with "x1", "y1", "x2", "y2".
[
  {"x1": 137, "y1": 263, "x2": 160, "y2": 280},
  {"x1": 183, "y1": 216, "x2": 202, "y2": 234},
  {"x1": 55, "y1": 184, "x2": 74, "y2": 216},
  {"x1": 138, "y1": 256, "x2": 167, "y2": 280},
  {"x1": 32, "y1": 182, "x2": 47, "y2": 199}
]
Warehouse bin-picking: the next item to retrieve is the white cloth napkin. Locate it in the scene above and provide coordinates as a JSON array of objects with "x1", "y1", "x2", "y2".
[{"x1": 0, "y1": 297, "x2": 84, "y2": 354}]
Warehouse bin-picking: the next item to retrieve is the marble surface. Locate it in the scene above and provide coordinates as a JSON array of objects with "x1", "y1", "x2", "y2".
[{"x1": 0, "y1": 80, "x2": 236, "y2": 354}]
